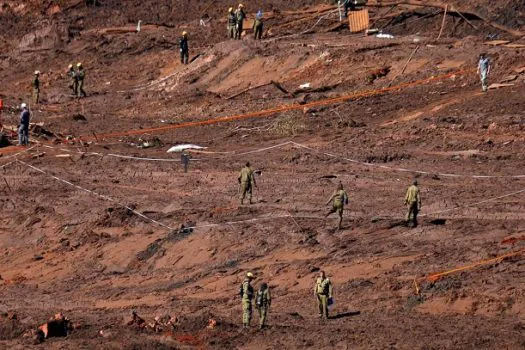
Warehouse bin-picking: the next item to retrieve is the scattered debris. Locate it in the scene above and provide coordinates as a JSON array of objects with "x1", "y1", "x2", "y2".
[
  {"x1": 37, "y1": 313, "x2": 73, "y2": 340},
  {"x1": 137, "y1": 137, "x2": 162, "y2": 149},
  {"x1": 376, "y1": 33, "x2": 394, "y2": 39},
  {"x1": 72, "y1": 114, "x2": 87, "y2": 122},
  {"x1": 126, "y1": 310, "x2": 146, "y2": 328},
  {"x1": 366, "y1": 66, "x2": 390, "y2": 83},
  {"x1": 299, "y1": 83, "x2": 311, "y2": 90},
  {"x1": 207, "y1": 318, "x2": 217, "y2": 329},
  {"x1": 149, "y1": 314, "x2": 178, "y2": 332},
  {"x1": 488, "y1": 83, "x2": 515, "y2": 89}
]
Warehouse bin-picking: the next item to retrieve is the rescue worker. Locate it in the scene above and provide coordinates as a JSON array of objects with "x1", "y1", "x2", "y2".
[
  {"x1": 18, "y1": 103, "x2": 30, "y2": 146},
  {"x1": 235, "y1": 4, "x2": 246, "y2": 40},
  {"x1": 253, "y1": 10, "x2": 263, "y2": 40},
  {"x1": 238, "y1": 162, "x2": 256, "y2": 205},
  {"x1": 180, "y1": 31, "x2": 189, "y2": 65},
  {"x1": 325, "y1": 182, "x2": 349, "y2": 230},
  {"x1": 76, "y1": 63, "x2": 86, "y2": 97},
  {"x1": 240, "y1": 272, "x2": 255, "y2": 328},
  {"x1": 477, "y1": 53, "x2": 491, "y2": 92},
  {"x1": 314, "y1": 271, "x2": 333, "y2": 320},
  {"x1": 67, "y1": 64, "x2": 78, "y2": 95},
  {"x1": 227, "y1": 8, "x2": 237, "y2": 39},
  {"x1": 32, "y1": 71, "x2": 40, "y2": 104},
  {"x1": 404, "y1": 179, "x2": 422, "y2": 228},
  {"x1": 181, "y1": 152, "x2": 191, "y2": 173},
  {"x1": 255, "y1": 282, "x2": 271, "y2": 329}
]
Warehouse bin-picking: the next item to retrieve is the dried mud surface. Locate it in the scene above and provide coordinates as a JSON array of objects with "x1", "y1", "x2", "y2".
[{"x1": 0, "y1": 1, "x2": 525, "y2": 349}]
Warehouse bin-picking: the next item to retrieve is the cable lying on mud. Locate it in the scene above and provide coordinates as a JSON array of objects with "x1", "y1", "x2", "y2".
[{"x1": 17, "y1": 160, "x2": 176, "y2": 232}]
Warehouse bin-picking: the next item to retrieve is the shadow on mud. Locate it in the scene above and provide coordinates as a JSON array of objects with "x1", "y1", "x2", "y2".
[{"x1": 330, "y1": 311, "x2": 361, "y2": 319}]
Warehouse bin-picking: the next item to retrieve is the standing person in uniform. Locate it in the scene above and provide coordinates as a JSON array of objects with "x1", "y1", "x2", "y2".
[
  {"x1": 67, "y1": 64, "x2": 78, "y2": 95},
  {"x1": 325, "y1": 182, "x2": 349, "y2": 230},
  {"x1": 404, "y1": 179, "x2": 422, "y2": 228},
  {"x1": 238, "y1": 162, "x2": 256, "y2": 204},
  {"x1": 253, "y1": 10, "x2": 264, "y2": 40},
  {"x1": 32, "y1": 71, "x2": 41, "y2": 104},
  {"x1": 240, "y1": 272, "x2": 255, "y2": 328},
  {"x1": 179, "y1": 31, "x2": 189, "y2": 65},
  {"x1": 76, "y1": 63, "x2": 86, "y2": 97},
  {"x1": 227, "y1": 8, "x2": 237, "y2": 39},
  {"x1": 314, "y1": 271, "x2": 333, "y2": 320},
  {"x1": 255, "y1": 282, "x2": 271, "y2": 329},
  {"x1": 235, "y1": 4, "x2": 246, "y2": 40},
  {"x1": 477, "y1": 53, "x2": 491, "y2": 92},
  {"x1": 18, "y1": 103, "x2": 30, "y2": 146}
]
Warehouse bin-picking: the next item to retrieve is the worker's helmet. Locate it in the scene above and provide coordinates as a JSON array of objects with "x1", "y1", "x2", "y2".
[
  {"x1": 246, "y1": 272, "x2": 254, "y2": 278},
  {"x1": 229, "y1": 7, "x2": 233, "y2": 13},
  {"x1": 77, "y1": 62, "x2": 83, "y2": 67},
  {"x1": 68, "y1": 64, "x2": 73, "y2": 69},
  {"x1": 21, "y1": 103, "x2": 27, "y2": 109},
  {"x1": 239, "y1": 4, "x2": 244, "y2": 8},
  {"x1": 34, "y1": 70, "x2": 40, "y2": 75}
]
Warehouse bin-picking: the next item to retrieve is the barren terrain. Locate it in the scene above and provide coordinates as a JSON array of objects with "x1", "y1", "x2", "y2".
[{"x1": 1, "y1": 1, "x2": 525, "y2": 349}]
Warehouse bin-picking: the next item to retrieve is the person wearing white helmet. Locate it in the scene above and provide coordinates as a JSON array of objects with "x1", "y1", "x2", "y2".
[
  {"x1": 179, "y1": 32, "x2": 189, "y2": 65},
  {"x1": 32, "y1": 71, "x2": 41, "y2": 104},
  {"x1": 18, "y1": 103, "x2": 30, "y2": 146}
]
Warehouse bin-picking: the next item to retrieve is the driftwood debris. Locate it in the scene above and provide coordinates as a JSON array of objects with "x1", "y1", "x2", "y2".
[
  {"x1": 368, "y1": 0, "x2": 523, "y2": 37},
  {"x1": 226, "y1": 81, "x2": 293, "y2": 100}
]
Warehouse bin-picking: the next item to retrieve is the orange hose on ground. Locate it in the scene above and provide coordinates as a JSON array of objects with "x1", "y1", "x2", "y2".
[{"x1": 79, "y1": 68, "x2": 473, "y2": 142}]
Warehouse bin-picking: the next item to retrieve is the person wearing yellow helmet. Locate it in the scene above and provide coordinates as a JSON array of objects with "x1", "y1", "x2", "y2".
[
  {"x1": 179, "y1": 32, "x2": 189, "y2": 65},
  {"x1": 227, "y1": 7, "x2": 237, "y2": 39},
  {"x1": 67, "y1": 64, "x2": 77, "y2": 95},
  {"x1": 235, "y1": 4, "x2": 246, "y2": 40},
  {"x1": 76, "y1": 63, "x2": 86, "y2": 97},
  {"x1": 32, "y1": 70, "x2": 41, "y2": 104}
]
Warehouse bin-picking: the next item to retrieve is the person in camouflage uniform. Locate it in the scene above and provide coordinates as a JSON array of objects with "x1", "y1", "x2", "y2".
[
  {"x1": 235, "y1": 4, "x2": 246, "y2": 40},
  {"x1": 325, "y1": 182, "x2": 349, "y2": 230},
  {"x1": 404, "y1": 179, "x2": 422, "y2": 227},
  {"x1": 238, "y1": 162, "x2": 256, "y2": 204},
  {"x1": 76, "y1": 63, "x2": 86, "y2": 97},
  {"x1": 227, "y1": 8, "x2": 237, "y2": 39},
  {"x1": 314, "y1": 270, "x2": 333, "y2": 320},
  {"x1": 32, "y1": 71, "x2": 40, "y2": 104},
  {"x1": 255, "y1": 282, "x2": 271, "y2": 329},
  {"x1": 240, "y1": 272, "x2": 255, "y2": 328}
]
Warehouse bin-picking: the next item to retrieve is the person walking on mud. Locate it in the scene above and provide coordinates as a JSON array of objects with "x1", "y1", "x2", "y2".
[
  {"x1": 227, "y1": 8, "x2": 237, "y2": 39},
  {"x1": 404, "y1": 179, "x2": 422, "y2": 228},
  {"x1": 32, "y1": 71, "x2": 41, "y2": 104},
  {"x1": 18, "y1": 103, "x2": 30, "y2": 146},
  {"x1": 67, "y1": 64, "x2": 78, "y2": 95},
  {"x1": 477, "y1": 53, "x2": 491, "y2": 92},
  {"x1": 240, "y1": 272, "x2": 255, "y2": 328},
  {"x1": 76, "y1": 63, "x2": 86, "y2": 97},
  {"x1": 255, "y1": 282, "x2": 271, "y2": 329},
  {"x1": 235, "y1": 4, "x2": 246, "y2": 40},
  {"x1": 325, "y1": 182, "x2": 349, "y2": 230},
  {"x1": 314, "y1": 271, "x2": 333, "y2": 320},
  {"x1": 238, "y1": 162, "x2": 256, "y2": 205},
  {"x1": 179, "y1": 31, "x2": 189, "y2": 65}
]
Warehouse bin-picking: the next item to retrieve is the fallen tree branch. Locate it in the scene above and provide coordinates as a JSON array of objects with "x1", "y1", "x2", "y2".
[
  {"x1": 436, "y1": 4, "x2": 447, "y2": 40},
  {"x1": 368, "y1": 0, "x2": 523, "y2": 36}
]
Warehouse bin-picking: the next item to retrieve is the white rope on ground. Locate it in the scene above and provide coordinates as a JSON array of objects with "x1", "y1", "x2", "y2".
[
  {"x1": 289, "y1": 142, "x2": 525, "y2": 179},
  {"x1": 420, "y1": 187, "x2": 525, "y2": 217},
  {"x1": 17, "y1": 160, "x2": 176, "y2": 232}
]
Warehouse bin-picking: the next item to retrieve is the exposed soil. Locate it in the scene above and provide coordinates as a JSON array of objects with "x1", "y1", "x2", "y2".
[{"x1": 1, "y1": 1, "x2": 525, "y2": 349}]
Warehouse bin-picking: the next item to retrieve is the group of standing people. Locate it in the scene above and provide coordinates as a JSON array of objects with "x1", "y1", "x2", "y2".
[
  {"x1": 67, "y1": 63, "x2": 87, "y2": 98},
  {"x1": 228, "y1": 4, "x2": 264, "y2": 40},
  {"x1": 239, "y1": 270, "x2": 335, "y2": 329}
]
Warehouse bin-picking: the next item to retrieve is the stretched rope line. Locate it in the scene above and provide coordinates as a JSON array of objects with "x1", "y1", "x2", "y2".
[
  {"x1": 17, "y1": 160, "x2": 175, "y2": 231},
  {"x1": 420, "y1": 248, "x2": 525, "y2": 283},
  {"x1": 77, "y1": 69, "x2": 472, "y2": 142},
  {"x1": 290, "y1": 142, "x2": 525, "y2": 179}
]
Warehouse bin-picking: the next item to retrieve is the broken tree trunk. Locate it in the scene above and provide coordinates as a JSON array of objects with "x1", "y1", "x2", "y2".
[{"x1": 368, "y1": 0, "x2": 523, "y2": 37}]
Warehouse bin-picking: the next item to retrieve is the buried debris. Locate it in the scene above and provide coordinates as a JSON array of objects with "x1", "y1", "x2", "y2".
[
  {"x1": 35, "y1": 313, "x2": 74, "y2": 342},
  {"x1": 167, "y1": 144, "x2": 207, "y2": 153}
]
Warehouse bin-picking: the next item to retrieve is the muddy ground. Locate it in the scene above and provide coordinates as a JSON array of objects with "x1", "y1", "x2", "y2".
[{"x1": 0, "y1": 1, "x2": 525, "y2": 349}]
